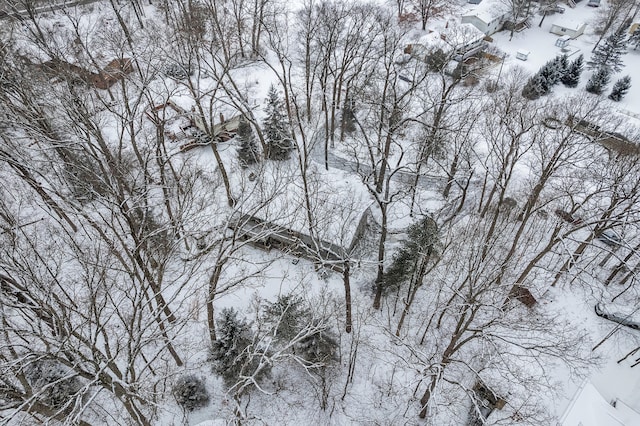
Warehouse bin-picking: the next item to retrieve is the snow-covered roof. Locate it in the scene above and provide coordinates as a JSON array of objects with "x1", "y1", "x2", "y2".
[
  {"x1": 416, "y1": 23, "x2": 485, "y2": 53},
  {"x1": 462, "y1": 0, "x2": 511, "y2": 24},
  {"x1": 560, "y1": 381, "x2": 640, "y2": 426},
  {"x1": 239, "y1": 165, "x2": 371, "y2": 250},
  {"x1": 551, "y1": 20, "x2": 586, "y2": 31}
]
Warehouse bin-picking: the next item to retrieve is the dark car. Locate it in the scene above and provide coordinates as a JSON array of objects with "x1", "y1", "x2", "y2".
[{"x1": 598, "y1": 230, "x2": 622, "y2": 247}]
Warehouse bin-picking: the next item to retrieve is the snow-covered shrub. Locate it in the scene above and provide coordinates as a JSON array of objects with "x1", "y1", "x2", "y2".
[
  {"x1": 172, "y1": 375, "x2": 210, "y2": 411},
  {"x1": 24, "y1": 358, "x2": 82, "y2": 409}
]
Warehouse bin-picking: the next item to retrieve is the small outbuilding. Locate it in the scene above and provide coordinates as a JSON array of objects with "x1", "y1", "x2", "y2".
[
  {"x1": 550, "y1": 20, "x2": 586, "y2": 38},
  {"x1": 516, "y1": 49, "x2": 530, "y2": 61},
  {"x1": 555, "y1": 35, "x2": 571, "y2": 48}
]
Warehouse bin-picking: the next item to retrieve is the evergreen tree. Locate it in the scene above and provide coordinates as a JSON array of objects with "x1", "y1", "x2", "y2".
[
  {"x1": 172, "y1": 376, "x2": 210, "y2": 411},
  {"x1": 539, "y1": 57, "x2": 563, "y2": 87},
  {"x1": 586, "y1": 67, "x2": 612, "y2": 95},
  {"x1": 609, "y1": 75, "x2": 631, "y2": 101},
  {"x1": 209, "y1": 308, "x2": 270, "y2": 387},
  {"x1": 263, "y1": 293, "x2": 311, "y2": 343},
  {"x1": 557, "y1": 54, "x2": 569, "y2": 77},
  {"x1": 587, "y1": 28, "x2": 628, "y2": 73},
  {"x1": 341, "y1": 96, "x2": 357, "y2": 134},
  {"x1": 522, "y1": 73, "x2": 549, "y2": 100},
  {"x1": 236, "y1": 116, "x2": 260, "y2": 167},
  {"x1": 426, "y1": 48, "x2": 448, "y2": 73},
  {"x1": 562, "y1": 54, "x2": 584, "y2": 88},
  {"x1": 295, "y1": 324, "x2": 339, "y2": 366},
  {"x1": 263, "y1": 85, "x2": 294, "y2": 161},
  {"x1": 382, "y1": 215, "x2": 439, "y2": 295},
  {"x1": 586, "y1": 67, "x2": 611, "y2": 95},
  {"x1": 629, "y1": 29, "x2": 640, "y2": 50}
]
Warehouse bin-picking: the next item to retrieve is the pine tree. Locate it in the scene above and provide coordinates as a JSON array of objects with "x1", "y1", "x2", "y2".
[
  {"x1": 382, "y1": 215, "x2": 439, "y2": 295},
  {"x1": 522, "y1": 73, "x2": 549, "y2": 100},
  {"x1": 586, "y1": 67, "x2": 612, "y2": 95},
  {"x1": 295, "y1": 324, "x2": 339, "y2": 366},
  {"x1": 539, "y1": 57, "x2": 563, "y2": 87},
  {"x1": 587, "y1": 28, "x2": 628, "y2": 73},
  {"x1": 210, "y1": 308, "x2": 270, "y2": 387},
  {"x1": 557, "y1": 54, "x2": 569, "y2": 77},
  {"x1": 562, "y1": 54, "x2": 584, "y2": 88},
  {"x1": 609, "y1": 75, "x2": 631, "y2": 101},
  {"x1": 236, "y1": 117, "x2": 260, "y2": 167},
  {"x1": 263, "y1": 85, "x2": 294, "y2": 161},
  {"x1": 263, "y1": 293, "x2": 311, "y2": 343},
  {"x1": 341, "y1": 97, "x2": 357, "y2": 135},
  {"x1": 172, "y1": 376, "x2": 210, "y2": 411}
]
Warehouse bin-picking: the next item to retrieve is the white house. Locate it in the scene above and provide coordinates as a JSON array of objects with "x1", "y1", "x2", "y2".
[
  {"x1": 408, "y1": 22, "x2": 486, "y2": 63},
  {"x1": 550, "y1": 20, "x2": 587, "y2": 38},
  {"x1": 462, "y1": 0, "x2": 511, "y2": 35},
  {"x1": 560, "y1": 380, "x2": 640, "y2": 426}
]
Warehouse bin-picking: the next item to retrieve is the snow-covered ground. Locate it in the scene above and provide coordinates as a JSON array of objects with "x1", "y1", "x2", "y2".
[
  {"x1": 489, "y1": 1, "x2": 640, "y2": 120},
  {"x1": 3, "y1": 1, "x2": 640, "y2": 425}
]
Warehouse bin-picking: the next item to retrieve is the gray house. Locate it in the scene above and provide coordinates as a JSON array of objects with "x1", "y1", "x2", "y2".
[{"x1": 229, "y1": 174, "x2": 372, "y2": 272}]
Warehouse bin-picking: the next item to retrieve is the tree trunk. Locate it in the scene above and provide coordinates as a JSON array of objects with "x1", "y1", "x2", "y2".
[{"x1": 343, "y1": 261, "x2": 353, "y2": 333}]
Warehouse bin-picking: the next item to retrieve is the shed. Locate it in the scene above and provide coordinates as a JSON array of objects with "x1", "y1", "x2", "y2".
[
  {"x1": 516, "y1": 49, "x2": 530, "y2": 61},
  {"x1": 555, "y1": 35, "x2": 571, "y2": 48},
  {"x1": 550, "y1": 20, "x2": 586, "y2": 38}
]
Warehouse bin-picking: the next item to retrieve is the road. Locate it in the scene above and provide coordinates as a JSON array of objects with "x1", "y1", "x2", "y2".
[{"x1": 1, "y1": 0, "x2": 105, "y2": 19}]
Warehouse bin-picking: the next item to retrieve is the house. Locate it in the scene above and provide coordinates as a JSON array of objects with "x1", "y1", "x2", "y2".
[
  {"x1": 230, "y1": 175, "x2": 372, "y2": 272},
  {"x1": 462, "y1": 0, "x2": 511, "y2": 35},
  {"x1": 406, "y1": 22, "x2": 487, "y2": 63},
  {"x1": 550, "y1": 20, "x2": 586, "y2": 38},
  {"x1": 560, "y1": 380, "x2": 640, "y2": 425}
]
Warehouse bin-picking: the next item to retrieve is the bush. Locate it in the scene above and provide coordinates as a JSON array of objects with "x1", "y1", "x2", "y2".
[
  {"x1": 24, "y1": 358, "x2": 82, "y2": 409},
  {"x1": 172, "y1": 375, "x2": 210, "y2": 411}
]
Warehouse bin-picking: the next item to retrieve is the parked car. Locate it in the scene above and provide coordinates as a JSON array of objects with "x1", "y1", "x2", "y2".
[
  {"x1": 553, "y1": 6, "x2": 565, "y2": 13},
  {"x1": 597, "y1": 230, "x2": 622, "y2": 247},
  {"x1": 588, "y1": 0, "x2": 601, "y2": 7}
]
